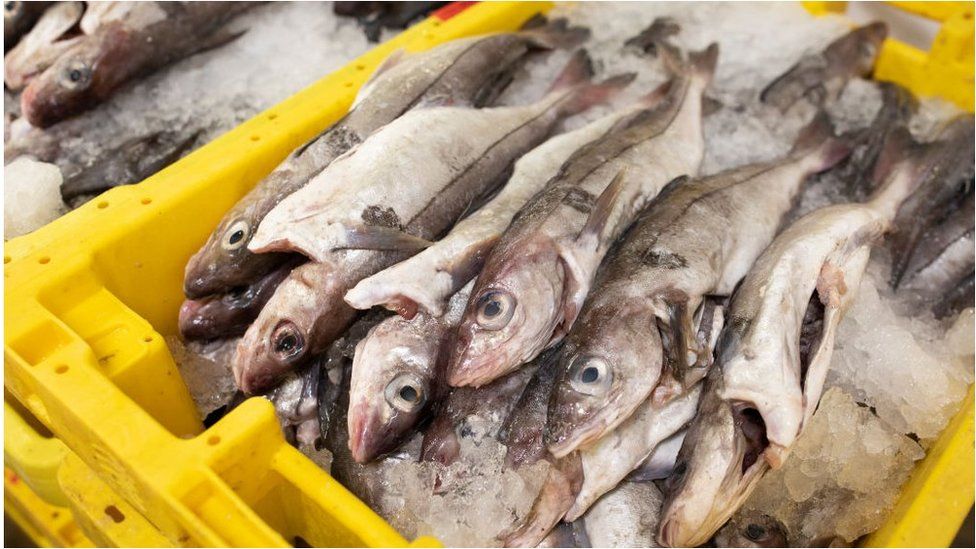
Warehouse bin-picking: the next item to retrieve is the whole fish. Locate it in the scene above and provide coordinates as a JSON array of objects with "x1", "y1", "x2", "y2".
[
  {"x1": 449, "y1": 43, "x2": 719, "y2": 388},
  {"x1": 5, "y1": 1, "x2": 81, "y2": 89},
  {"x1": 887, "y1": 116, "x2": 974, "y2": 289},
  {"x1": 760, "y1": 22, "x2": 888, "y2": 111},
  {"x1": 713, "y1": 511, "x2": 790, "y2": 548},
  {"x1": 236, "y1": 52, "x2": 630, "y2": 395},
  {"x1": 178, "y1": 260, "x2": 302, "y2": 341},
  {"x1": 582, "y1": 481, "x2": 665, "y2": 548},
  {"x1": 249, "y1": 51, "x2": 631, "y2": 262},
  {"x1": 347, "y1": 283, "x2": 472, "y2": 463},
  {"x1": 545, "y1": 113, "x2": 850, "y2": 458},
  {"x1": 657, "y1": 130, "x2": 945, "y2": 548},
  {"x1": 183, "y1": 18, "x2": 590, "y2": 299},
  {"x1": 344, "y1": 95, "x2": 667, "y2": 319},
  {"x1": 20, "y1": 2, "x2": 256, "y2": 127},
  {"x1": 3, "y1": 0, "x2": 53, "y2": 51}
]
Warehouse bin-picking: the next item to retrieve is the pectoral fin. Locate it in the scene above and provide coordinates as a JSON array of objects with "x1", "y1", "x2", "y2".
[{"x1": 339, "y1": 225, "x2": 433, "y2": 252}]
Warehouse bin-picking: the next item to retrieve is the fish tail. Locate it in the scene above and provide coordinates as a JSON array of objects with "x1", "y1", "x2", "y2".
[
  {"x1": 521, "y1": 15, "x2": 591, "y2": 50},
  {"x1": 790, "y1": 111, "x2": 851, "y2": 172},
  {"x1": 624, "y1": 16, "x2": 682, "y2": 55},
  {"x1": 688, "y1": 43, "x2": 720, "y2": 85},
  {"x1": 550, "y1": 49, "x2": 636, "y2": 116}
]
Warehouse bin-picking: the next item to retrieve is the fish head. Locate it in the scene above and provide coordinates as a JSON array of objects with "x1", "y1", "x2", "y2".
[
  {"x1": 657, "y1": 372, "x2": 771, "y2": 548},
  {"x1": 20, "y1": 22, "x2": 129, "y2": 127},
  {"x1": 347, "y1": 317, "x2": 440, "y2": 463},
  {"x1": 5, "y1": 1, "x2": 85, "y2": 91},
  {"x1": 714, "y1": 510, "x2": 790, "y2": 548},
  {"x1": 545, "y1": 300, "x2": 663, "y2": 457},
  {"x1": 233, "y1": 264, "x2": 353, "y2": 395},
  {"x1": 447, "y1": 243, "x2": 564, "y2": 387},
  {"x1": 179, "y1": 263, "x2": 294, "y2": 341}
]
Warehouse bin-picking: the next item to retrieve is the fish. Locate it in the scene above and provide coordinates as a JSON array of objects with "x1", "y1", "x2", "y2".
[
  {"x1": 624, "y1": 16, "x2": 681, "y2": 56},
  {"x1": 269, "y1": 360, "x2": 325, "y2": 448},
  {"x1": 344, "y1": 94, "x2": 667, "y2": 319},
  {"x1": 545, "y1": 113, "x2": 850, "y2": 458},
  {"x1": 5, "y1": 1, "x2": 82, "y2": 89},
  {"x1": 760, "y1": 22, "x2": 888, "y2": 112},
  {"x1": 627, "y1": 429, "x2": 687, "y2": 482},
  {"x1": 347, "y1": 283, "x2": 472, "y2": 463},
  {"x1": 235, "y1": 53, "x2": 631, "y2": 395},
  {"x1": 20, "y1": 2, "x2": 257, "y2": 128},
  {"x1": 4, "y1": 0, "x2": 53, "y2": 51},
  {"x1": 887, "y1": 116, "x2": 974, "y2": 289},
  {"x1": 657, "y1": 129, "x2": 946, "y2": 548},
  {"x1": 184, "y1": 18, "x2": 590, "y2": 299},
  {"x1": 420, "y1": 363, "x2": 537, "y2": 468},
  {"x1": 449, "y1": 43, "x2": 719, "y2": 389},
  {"x1": 933, "y1": 272, "x2": 975, "y2": 320},
  {"x1": 713, "y1": 511, "x2": 790, "y2": 548},
  {"x1": 498, "y1": 346, "x2": 564, "y2": 470},
  {"x1": 581, "y1": 481, "x2": 665, "y2": 548},
  {"x1": 178, "y1": 259, "x2": 302, "y2": 341},
  {"x1": 249, "y1": 50, "x2": 631, "y2": 262},
  {"x1": 536, "y1": 521, "x2": 589, "y2": 548}
]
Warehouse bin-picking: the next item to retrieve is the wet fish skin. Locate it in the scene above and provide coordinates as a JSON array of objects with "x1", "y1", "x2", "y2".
[
  {"x1": 582, "y1": 481, "x2": 664, "y2": 548},
  {"x1": 20, "y1": 2, "x2": 256, "y2": 128},
  {"x1": 657, "y1": 132, "x2": 944, "y2": 548},
  {"x1": 545, "y1": 113, "x2": 849, "y2": 459},
  {"x1": 5, "y1": 1, "x2": 81, "y2": 89},
  {"x1": 760, "y1": 22, "x2": 888, "y2": 111},
  {"x1": 898, "y1": 187, "x2": 974, "y2": 300},
  {"x1": 449, "y1": 44, "x2": 719, "y2": 389},
  {"x1": 344, "y1": 101, "x2": 654, "y2": 319},
  {"x1": 627, "y1": 429, "x2": 686, "y2": 482},
  {"x1": 347, "y1": 284, "x2": 471, "y2": 463},
  {"x1": 714, "y1": 511, "x2": 790, "y2": 548},
  {"x1": 498, "y1": 346, "x2": 564, "y2": 470},
  {"x1": 236, "y1": 53, "x2": 626, "y2": 395},
  {"x1": 178, "y1": 259, "x2": 302, "y2": 341},
  {"x1": 184, "y1": 20, "x2": 589, "y2": 298},
  {"x1": 4, "y1": 0, "x2": 53, "y2": 51},
  {"x1": 933, "y1": 272, "x2": 975, "y2": 320}
]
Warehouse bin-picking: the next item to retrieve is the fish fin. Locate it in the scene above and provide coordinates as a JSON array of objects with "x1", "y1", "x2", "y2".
[
  {"x1": 790, "y1": 111, "x2": 852, "y2": 171},
  {"x1": 548, "y1": 48, "x2": 595, "y2": 94},
  {"x1": 638, "y1": 78, "x2": 676, "y2": 109},
  {"x1": 499, "y1": 457, "x2": 580, "y2": 547},
  {"x1": 654, "y1": 174, "x2": 691, "y2": 204},
  {"x1": 550, "y1": 50, "x2": 635, "y2": 116},
  {"x1": 701, "y1": 94, "x2": 723, "y2": 116},
  {"x1": 663, "y1": 296, "x2": 697, "y2": 385},
  {"x1": 656, "y1": 41, "x2": 685, "y2": 76},
  {"x1": 195, "y1": 27, "x2": 248, "y2": 55},
  {"x1": 576, "y1": 169, "x2": 630, "y2": 247},
  {"x1": 624, "y1": 16, "x2": 681, "y2": 55},
  {"x1": 339, "y1": 225, "x2": 433, "y2": 253},
  {"x1": 689, "y1": 43, "x2": 720, "y2": 84},
  {"x1": 521, "y1": 16, "x2": 590, "y2": 50}
]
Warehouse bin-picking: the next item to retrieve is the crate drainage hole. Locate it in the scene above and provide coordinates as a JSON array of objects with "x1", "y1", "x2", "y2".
[
  {"x1": 105, "y1": 505, "x2": 125, "y2": 523},
  {"x1": 38, "y1": 256, "x2": 50, "y2": 265},
  {"x1": 250, "y1": 135, "x2": 261, "y2": 142},
  {"x1": 293, "y1": 536, "x2": 312, "y2": 547},
  {"x1": 141, "y1": 198, "x2": 152, "y2": 205},
  {"x1": 55, "y1": 365, "x2": 68, "y2": 374},
  {"x1": 267, "y1": 113, "x2": 278, "y2": 120},
  {"x1": 143, "y1": 336, "x2": 153, "y2": 343},
  {"x1": 97, "y1": 201, "x2": 108, "y2": 209},
  {"x1": 4, "y1": 256, "x2": 11, "y2": 264},
  {"x1": 207, "y1": 435, "x2": 220, "y2": 446}
]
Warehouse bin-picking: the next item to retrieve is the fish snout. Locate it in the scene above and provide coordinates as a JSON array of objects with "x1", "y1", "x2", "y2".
[
  {"x1": 658, "y1": 517, "x2": 682, "y2": 548},
  {"x1": 178, "y1": 298, "x2": 217, "y2": 340},
  {"x1": 348, "y1": 407, "x2": 398, "y2": 463}
]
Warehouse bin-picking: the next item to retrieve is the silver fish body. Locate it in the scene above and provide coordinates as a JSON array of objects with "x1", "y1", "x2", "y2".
[{"x1": 582, "y1": 481, "x2": 665, "y2": 548}]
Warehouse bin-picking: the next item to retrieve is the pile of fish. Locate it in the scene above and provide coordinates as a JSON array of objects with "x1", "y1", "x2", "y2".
[{"x1": 170, "y1": 9, "x2": 973, "y2": 549}]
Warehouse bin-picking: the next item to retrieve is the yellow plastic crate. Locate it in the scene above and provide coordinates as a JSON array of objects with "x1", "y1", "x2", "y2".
[{"x1": 3, "y1": 1, "x2": 973, "y2": 547}]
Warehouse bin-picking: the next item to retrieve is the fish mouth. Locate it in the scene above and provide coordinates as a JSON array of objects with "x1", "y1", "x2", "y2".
[
  {"x1": 348, "y1": 406, "x2": 400, "y2": 463},
  {"x1": 446, "y1": 332, "x2": 514, "y2": 388}
]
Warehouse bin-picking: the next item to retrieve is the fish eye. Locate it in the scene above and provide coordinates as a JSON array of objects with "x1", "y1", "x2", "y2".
[
  {"x1": 271, "y1": 322, "x2": 305, "y2": 361},
  {"x1": 60, "y1": 60, "x2": 92, "y2": 90},
  {"x1": 859, "y1": 42, "x2": 877, "y2": 59},
  {"x1": 744, "y1": 523, "x2": 766, "y2": 542},
  {"x1": 475, "y1": 290, "x2": 515, "y2": 330},
  {"x1": 384, "y1": 373, "x2": 427, "y2": 413},
  {"x1": 221, "y1": 220, "x2": 250, "y2": 251},
  {"x1": 4, "y1": 2, "x2": 18, "y2": 13},
  {"x1": 568, "y1": 355, "x2": 612, "y2": 396}
]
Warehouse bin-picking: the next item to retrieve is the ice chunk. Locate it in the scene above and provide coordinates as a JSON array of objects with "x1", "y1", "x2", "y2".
[
  {"x1": 739, "y1": 388, "x2": 924, "y2": 545},
  {"x1": 165, "y1": 336, "x2": 239, "y2": 418},
  {"x1": 4, "y1": 157, "x2": 65, "y2": 238}
]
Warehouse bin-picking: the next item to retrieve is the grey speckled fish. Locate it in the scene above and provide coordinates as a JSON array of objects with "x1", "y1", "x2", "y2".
[
  {"x1": 448, "y1": 43, "x2": 719, "y2": 389},
  {"x1": 657, "y1": 129, "x2": 947, "y2": 548},
  {"x1": 545, "y1": 113, "x2": 850, "y2": 459}
]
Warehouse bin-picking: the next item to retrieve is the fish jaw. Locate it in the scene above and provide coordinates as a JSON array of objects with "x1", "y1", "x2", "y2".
[
  {"x1": 657, "y1": 378, "x2": 771, "y2": 548},
  {"x1": 446, "y1": 245, "x2": 565, "y2": 387},
  {"x1": 347, "y1": 316, "x2": 440, "y2": 463},
  {"x1": 545, "y1": 302, "x2": 664, "y2": 458}
]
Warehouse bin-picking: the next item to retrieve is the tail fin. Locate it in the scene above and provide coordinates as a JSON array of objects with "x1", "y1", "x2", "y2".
[
  {"x1": 790, "y1": 111, "x2": 851, "y2": 172},
  {"x1": 658, "y1": 42, "x2": 719, "y2": 85},
  {"x1": 521, "y1": 15, "x2": 590, "y2": 50},
  {"x1": 549, "y1": 50, "x2": 636, "y2": 116},
  {"x1": 624, "y1": 16, "x2": 681, "y2": 55}
]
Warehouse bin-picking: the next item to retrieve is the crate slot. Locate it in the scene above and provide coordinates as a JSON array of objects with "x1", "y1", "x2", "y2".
[{"x1": 6, "y1": 317, "x2": 77, "y2": 368}]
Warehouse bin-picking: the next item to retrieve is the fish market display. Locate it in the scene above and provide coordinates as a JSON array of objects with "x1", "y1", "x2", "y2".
[
  {"x1": 183, "y1": 18, "x2": 590, "y2": 303},
  {"x1": 449, "y1": 43, "x2": 718, "y2": 388},
  {"x1": 20, "y1": 2, "x2": 256, "y2": 127},
  {"x1": 158, "y1": 3, "x2": 974, "y2": 548},
  {"x1": 235, "y1": 51, "x2": 631, "y2": 394}
]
